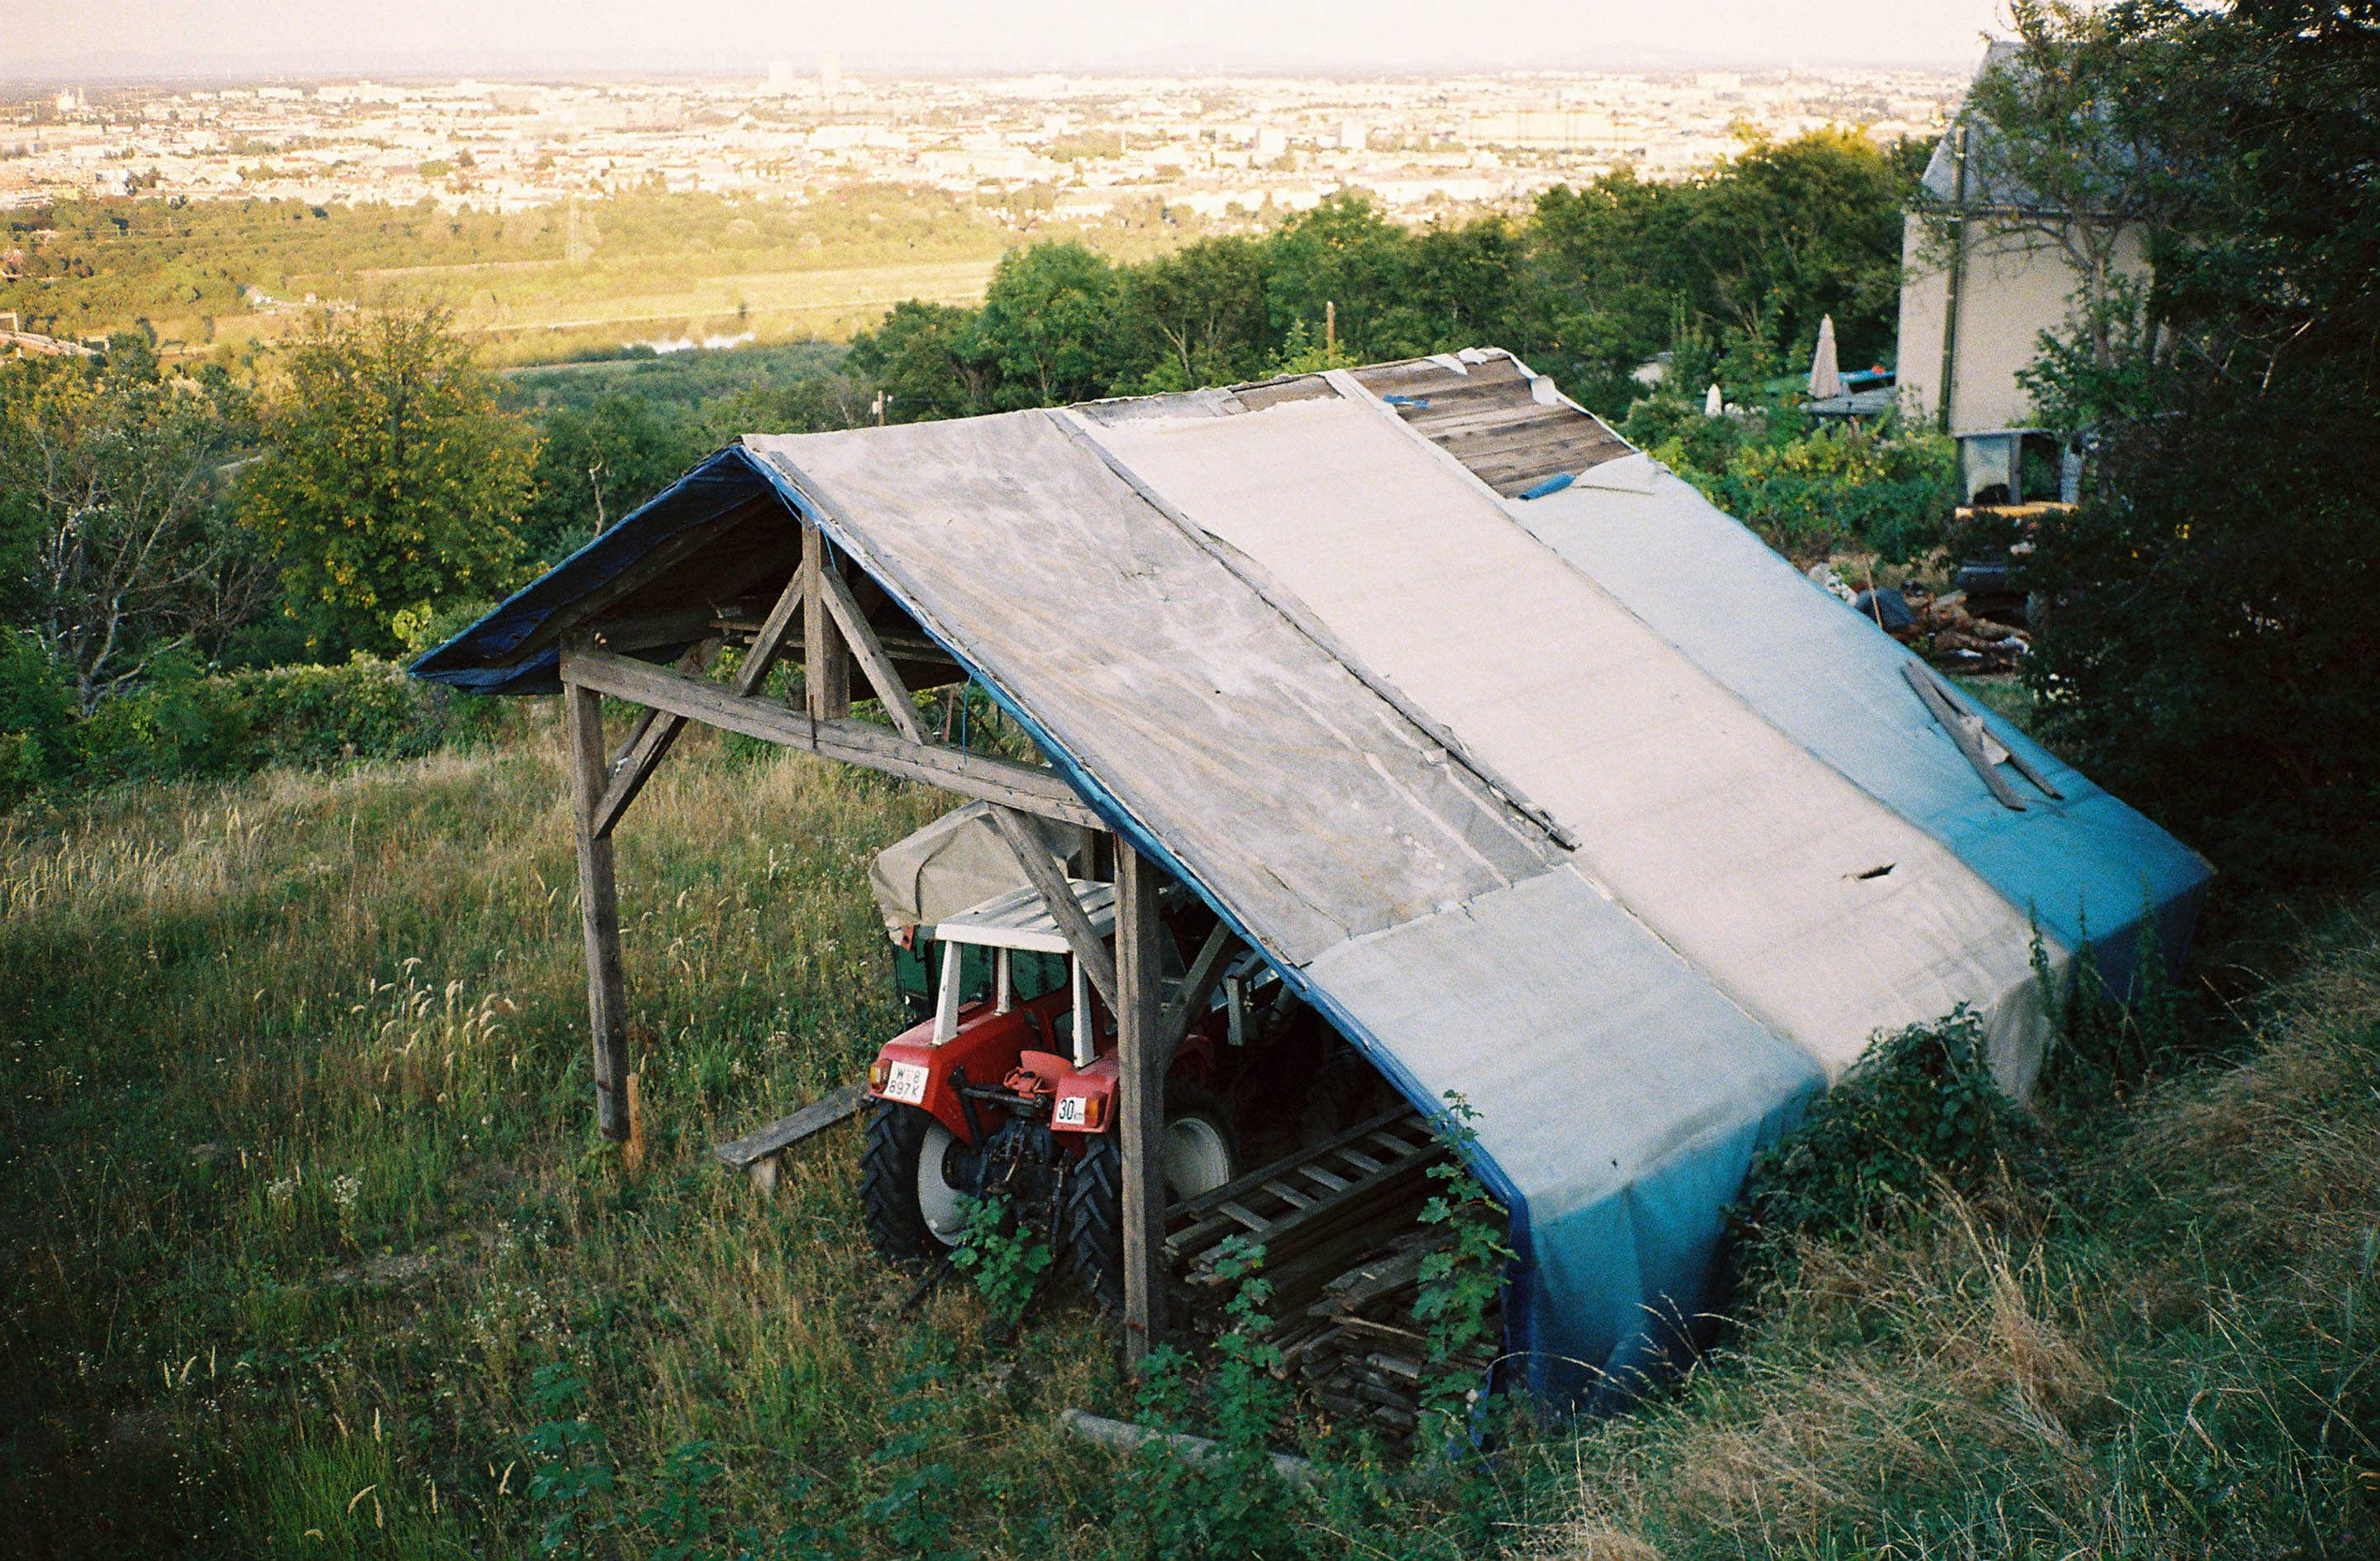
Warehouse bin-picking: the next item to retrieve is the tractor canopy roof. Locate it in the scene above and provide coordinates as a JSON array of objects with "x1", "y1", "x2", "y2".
[{"x1": 416, "y1": 349, "x2": 2210, "y2": 1409}]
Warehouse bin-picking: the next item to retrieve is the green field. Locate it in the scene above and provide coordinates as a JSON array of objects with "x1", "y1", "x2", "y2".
[
  {"x1": 290, "y1": 258, "x2": 1006, "y2": 367},
  {"x1": 0, "y1": 191, "x2": 1183, "y2": 369}
]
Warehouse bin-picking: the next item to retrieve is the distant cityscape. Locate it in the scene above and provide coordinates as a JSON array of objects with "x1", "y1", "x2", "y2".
[{"x1": 3, "y1": 64, "x2": 1963, "y2": 224}]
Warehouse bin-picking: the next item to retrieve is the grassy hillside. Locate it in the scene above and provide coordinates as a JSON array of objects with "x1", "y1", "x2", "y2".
[
  {"x1": 0, "y1": 724, "x2": 1138, "y2": 1556},
  {"x1": 1530, "y1": 903, "x2": 2380, "y2": 1559},
  {"x1": 3, "y1": 719, "x2": 2375, "y2": 1558}
]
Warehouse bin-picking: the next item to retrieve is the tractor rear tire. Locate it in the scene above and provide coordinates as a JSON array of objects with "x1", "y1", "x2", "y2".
[
  {"x1": 860, "y1": 1102, "x2": 969, "y2": 1261},
  {"x1": 1064, "y1": 1079, "x2": 1240, "y2": 1316}
]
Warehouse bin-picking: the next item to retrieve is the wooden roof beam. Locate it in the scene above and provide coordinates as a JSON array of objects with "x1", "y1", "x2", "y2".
[
  {"x1": 489, "y1": 495, "x2": 784, "y2": 669},
  {"x1": 560, "y1": 642, "x2": 1102, "y2": 830}
]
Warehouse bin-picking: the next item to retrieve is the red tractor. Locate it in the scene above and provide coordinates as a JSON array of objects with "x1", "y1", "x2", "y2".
[{"x1": 859, "y1": 876, "x2": 1281, "y2": 1309}]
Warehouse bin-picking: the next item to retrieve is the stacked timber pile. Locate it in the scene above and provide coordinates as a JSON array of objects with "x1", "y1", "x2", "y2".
[
  {"x1": 1164, "y1": 1107, "x2": 1501, "y2": 1442},
  {"x1": 1907, "y1": 587, "x2": 2032, "y2": 672}
]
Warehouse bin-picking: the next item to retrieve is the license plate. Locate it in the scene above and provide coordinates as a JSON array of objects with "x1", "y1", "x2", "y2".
[
  {"x1": 1054, "y1": 1095, "x2": 1087, "y2": 1127},
  {"x1": 883, "y1": 1062, "x2": 930, "y2": 1105}
]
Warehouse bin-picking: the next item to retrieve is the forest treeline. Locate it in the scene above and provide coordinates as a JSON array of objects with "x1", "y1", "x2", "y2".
[{"x1": 847, "y1": 128, "x2": 1923, "y2": 419}]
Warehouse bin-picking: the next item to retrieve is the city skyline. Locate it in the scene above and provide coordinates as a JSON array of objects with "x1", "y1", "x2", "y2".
[{"x1": 11, "y1": 0, "x2": 2012, "y2": 81}]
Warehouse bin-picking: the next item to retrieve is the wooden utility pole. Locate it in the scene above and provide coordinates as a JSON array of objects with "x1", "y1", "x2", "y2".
[
  {"x1": 564, "y1": 676, "x2": 631, "y2": 1140},
  {"x1": 1114, "y1": 838, "x2": 1168, "y2": 1363}
]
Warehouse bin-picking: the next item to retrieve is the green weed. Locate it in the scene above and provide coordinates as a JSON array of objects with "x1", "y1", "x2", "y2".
[{"x1": 950, "y1": 1192, "x2": 1055, "y2": 1325}]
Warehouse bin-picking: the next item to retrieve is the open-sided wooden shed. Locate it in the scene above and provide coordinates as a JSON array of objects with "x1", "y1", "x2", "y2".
[{"x1": 415, "y1": 349, "x2": 2208, "y2": 1404}]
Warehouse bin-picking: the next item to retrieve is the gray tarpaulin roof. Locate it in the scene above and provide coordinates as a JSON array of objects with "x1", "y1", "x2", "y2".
[{"x1": 416, "y1": 349, "x2": 2207, "y2": 1407}]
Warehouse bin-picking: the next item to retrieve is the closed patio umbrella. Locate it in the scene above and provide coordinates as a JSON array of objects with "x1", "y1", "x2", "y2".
[{"x1": 1806, "y1": 314, "x2": 1844, "y2": 401}]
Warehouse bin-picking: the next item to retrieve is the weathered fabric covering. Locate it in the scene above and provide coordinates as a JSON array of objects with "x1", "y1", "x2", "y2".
[
  {"x1": 743, "y1": 412, "x2": 1564, "y2": 970},
  {"x1": 864, "y1": 802, "x2": 1088, "y2": 933},
  {"x1": 1303, "y1": 865, "x2": 1825, "y2": 1409},
  {"x1": 1085, "y1": 393, "x2": 2056, "y2": 1096},
  {"x1": 1509, "y1": 457, "x2": 2211, "y2": 1002}
]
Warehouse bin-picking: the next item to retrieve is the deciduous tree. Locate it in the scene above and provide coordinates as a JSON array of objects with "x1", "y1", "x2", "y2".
[
  {"x1": 240, "y1": 307, "x2": 534, "y2": 651},
  {"x1": 2011, "y1": 0, "x2": 2380, "y2": 883},
  {"x1": 0, "y1": 340, "x2": 268, "y2": 712}
]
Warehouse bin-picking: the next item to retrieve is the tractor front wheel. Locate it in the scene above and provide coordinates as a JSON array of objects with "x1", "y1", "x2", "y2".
[
  {"x1": 860, "y1": 1102, "x2": 970, "y2": 1260},
  {"x1": 1064, "y1": 1080, "x2": 1240, "y2": 1315}
]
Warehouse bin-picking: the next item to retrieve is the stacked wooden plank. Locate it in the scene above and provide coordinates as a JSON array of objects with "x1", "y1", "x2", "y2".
[
  {"x1": 1349, "y1": 355, "x2": 1633, "y2": 497},
  {"x1": 1271, "y1": 1225, "x2": 1502, "y2": 1440},
  {"x1": 1164, "y1": 1107, "x2": 1501, "y2": 1442}
]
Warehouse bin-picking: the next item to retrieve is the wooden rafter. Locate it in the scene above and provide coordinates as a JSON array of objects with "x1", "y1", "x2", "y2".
[
  {"x1": 561, "y1": 644, "x2": 1102, "y2": 829},
  {"x1": 815, "y1": 539, "x2": 930, "y2": 744},
  {"x1": 987, "y1": 804, "x2": 1121, "y2": 1014},
  {"x1": 490, "y1": 496, "x2": 779, "y2": 669},
  {"x1": 593, "y1": 598, "x2": 959, "y2": 673},
  {"x1": 591, "y1": 568, "x2": 813, "y2": 839}
]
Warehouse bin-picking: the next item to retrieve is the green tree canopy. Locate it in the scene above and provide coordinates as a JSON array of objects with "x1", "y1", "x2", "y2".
[
  {"x1": 832, "y1": 128, "x2": 1920, "y2": 417},
  {"x1": 846, "y1": 299, "x2": 997, "y2": 422},
  {"x1": 972, "y1": 241, "x2": 1125, "y2": 409},
  {"x1": 1683, "y1": 127, "x2": 1913, "y2": 370},
  {"x1": 0, "y1": 340, "x2": 266, "y2": 712},
  {"x1": 240, "y1": 308, "x2": 535, "y2": 652},
  {"x1": 1259, "y1": 194, "x2": 1411, "y2": 359},
  {"x1": 2008, "y1": 0, "x2": 2380, "y2": 884},
  {"x1": 520, "y1": 391, "x2": 712, "y2": 565},
  {"x1": 1121, "y1": 236, "x2": 1272, "y2": 391}
]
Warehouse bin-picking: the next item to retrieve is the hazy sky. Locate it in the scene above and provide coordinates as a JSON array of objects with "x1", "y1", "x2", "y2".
[{"x1": 12, "y1": 0, "x2": 2013, "y2": 78}]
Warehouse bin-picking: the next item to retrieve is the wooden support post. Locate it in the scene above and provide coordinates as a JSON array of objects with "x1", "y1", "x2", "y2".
[
  {"x1": 1115, "y1": 837, "x2": 1167, "y2": 1364},
  {"x1": 802, "y1": 522, "x2": 850, "y2": 721},
  {"x1": 565, "y1": 677, "x2": 631, "y2": 1141}
]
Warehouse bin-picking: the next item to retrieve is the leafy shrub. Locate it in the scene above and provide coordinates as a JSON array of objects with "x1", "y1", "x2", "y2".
[
  {"x1": 74, "y1": 654, "x2": 453, "y2": 787},
  {"x1": 1126, "y1": 1236, "x2": 1304, "y2": 1559},
  {"x1": 1737, "y1": 1007, "x2": 2032, "y2": 1254},
  {"x1": 950, "y1": 1192, "x2": 1054, "y2": 1323},
  {"x1": 0, "y1": 630, "x2": 75, "y2": 811},
  {"x1": 1413, "y1": 1094, "x2": 1514, "y2": 1445},
  {"x1": 1624, "y1": 397, "x2": 1956, "y2": 563},
  {"x1": 0, "y1": 653, "x2": 464, "y2": 811}
]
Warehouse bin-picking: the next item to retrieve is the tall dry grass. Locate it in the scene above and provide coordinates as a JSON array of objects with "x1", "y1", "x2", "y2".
[
  {"x1": 0, "y1": 721, "x2": 1151, "y2": 1558},
  {"x1": 1526, "y1": 902, "x2": 2380, "y2": 1560},
  {"x1": 10, "y1": 716, "x2": 2378, "y2": 1560}
]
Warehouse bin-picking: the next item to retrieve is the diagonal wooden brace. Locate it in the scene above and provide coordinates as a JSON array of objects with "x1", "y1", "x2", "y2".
[
  {"x1": 813, "y1": 536, "x2": 930, "y2": 744},
  {"x1": 593, "y1": 568, "x2": 808, "y2": 838},
  {"x1": 1160, "y1": 921, "x2": 1237, "y2": 1064},
  {"x1": 988, "y1": 804, "x2": 1119, "y2": 1014}
]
